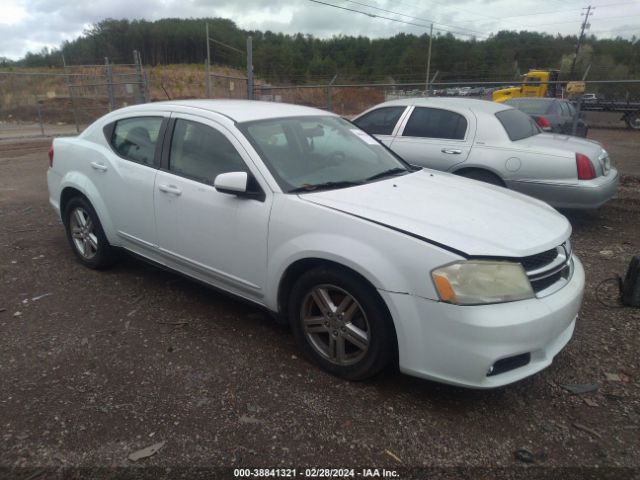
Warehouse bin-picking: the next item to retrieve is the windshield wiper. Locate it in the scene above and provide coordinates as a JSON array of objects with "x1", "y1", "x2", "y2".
[
  {"x1": 364, "y1": 167, "x2": 409, "y2": 182},
  {"x1": 289, "y1": 180, "x2": 363, "y2": 193}
]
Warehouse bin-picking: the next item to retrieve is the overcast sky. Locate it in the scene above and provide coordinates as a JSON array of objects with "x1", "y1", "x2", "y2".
[{"x1": 0, "y1": 0, "x2": 637, "y2": 60}]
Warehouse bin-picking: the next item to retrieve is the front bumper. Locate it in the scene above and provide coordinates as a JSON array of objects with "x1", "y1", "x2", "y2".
[
  {"x1": 509, "y1": 168, "x2": 619, "y2": 209},
  {"x1": 380, "y1": 255, "x2": 585, "y2": 388}
]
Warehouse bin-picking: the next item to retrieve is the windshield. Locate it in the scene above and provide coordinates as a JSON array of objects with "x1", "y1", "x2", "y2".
[
  {"x1": 504, "y1": 99, "x2": 551, "y2": 115},
  {"x1": 495, "y1": 108, "x2": 542, "y2": 141},
  {"x1": 239, "y1": 116, "x2": 410, "y2": 193}
]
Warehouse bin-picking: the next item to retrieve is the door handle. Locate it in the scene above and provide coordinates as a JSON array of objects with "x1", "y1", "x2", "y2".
[
  {"x1": 90, "y1": 161, "x2": 108, "y2": 172},
  {"x1": 158, "y1": 184, "x2": 182, "y2": 196},
  {"x1": 441, "y1": 148, "x2": 462, "y2": 155}
]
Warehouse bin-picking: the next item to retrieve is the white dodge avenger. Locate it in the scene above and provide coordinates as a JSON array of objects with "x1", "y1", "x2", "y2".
[{"x1": 47, "y1": 100, "x2": 585, "y2": 388}]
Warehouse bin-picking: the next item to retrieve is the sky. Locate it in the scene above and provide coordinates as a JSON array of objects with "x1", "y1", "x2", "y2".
[{"x1": 0, "y1": 0, "x2": 637, "y2": 60}]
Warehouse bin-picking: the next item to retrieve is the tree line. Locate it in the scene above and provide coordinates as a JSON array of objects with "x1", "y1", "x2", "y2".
[{"x1": 4, "y1": 17, "x2": 638, "y2": 84}]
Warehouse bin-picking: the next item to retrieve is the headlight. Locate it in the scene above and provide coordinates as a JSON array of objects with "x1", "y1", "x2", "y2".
[{"x1": 432, "y1": 260, "x2": 534, "y2": 305}]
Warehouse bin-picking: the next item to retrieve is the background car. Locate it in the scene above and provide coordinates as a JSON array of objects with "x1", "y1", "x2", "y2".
[
  {"x1": 353, "y1": 97, "x2": 617, "y2": 209},
  {"x1": 504, "y1": 97, "x2": 589, "y2": 137}
]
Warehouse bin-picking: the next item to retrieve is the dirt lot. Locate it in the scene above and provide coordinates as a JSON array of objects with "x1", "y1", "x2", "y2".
[{"x1": 1, "y1": 129, "x2": 639, "y2": 479}]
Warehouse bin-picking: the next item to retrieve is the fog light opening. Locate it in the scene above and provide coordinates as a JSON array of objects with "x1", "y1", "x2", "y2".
[{"x1": 487, "y1": 353, "x2": 531, "y2": 377}]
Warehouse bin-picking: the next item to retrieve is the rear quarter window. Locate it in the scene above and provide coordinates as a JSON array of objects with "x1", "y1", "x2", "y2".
[{"x1": 495, "y1": 109, "x2": 541, "y2": 141}]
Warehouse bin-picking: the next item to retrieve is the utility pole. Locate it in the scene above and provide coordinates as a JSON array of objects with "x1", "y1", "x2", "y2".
[
  {"x1": 247, "y1": 36, "x2": 254, "y2": 100},
  {"x1": 205, "y1": 23, "x2": 211, "y2": 98},
  {"x1": 425, "y1": 23, "x2": 433, "y2": 96},
  {"x1": 569, "y1": 5, "x2": 594, "y2": 78}
]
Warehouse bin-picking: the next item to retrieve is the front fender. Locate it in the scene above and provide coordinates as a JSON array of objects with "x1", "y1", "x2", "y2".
[{"x1": 264, "y1": 196, "x2": 461, "y2": 311}]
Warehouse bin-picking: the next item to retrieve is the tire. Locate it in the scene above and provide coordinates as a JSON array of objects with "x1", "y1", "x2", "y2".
[
  {"x1": 63, "y1": 196, "x2": 117, "y2": 269},
  {"x1": 288, "y1": 266, "x2": 395, "y2": 380},
  {"x1": 626, "y1": 112, "x2": 640, "y2": 131},
  {"x1": 457, "y1": 169, "x2": 504, "y2": 187}
]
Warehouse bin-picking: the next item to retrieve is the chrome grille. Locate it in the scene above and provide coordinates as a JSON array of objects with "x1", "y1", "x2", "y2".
[{"x1": 521, "y1": 240, "x2": 573, "y2": 297}]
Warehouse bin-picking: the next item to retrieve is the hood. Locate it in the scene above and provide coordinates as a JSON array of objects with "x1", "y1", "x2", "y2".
[
  {"x1": 515, "y1": 133, "x2": 604, "y2": 159},
  {"x1": 301, "y1": 170, "x2": 571, "y2": 258}
]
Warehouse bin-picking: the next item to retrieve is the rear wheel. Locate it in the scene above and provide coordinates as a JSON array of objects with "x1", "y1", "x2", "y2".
[
  {"x1": 63, "y1": 197, "x2": 117, "y2": 269},
  {"x1": 288, "y1": 267, "x2": 395, "y2": 380},
  {"x1": 457, "y1": 169, "x2": 504, "y2": 187}
]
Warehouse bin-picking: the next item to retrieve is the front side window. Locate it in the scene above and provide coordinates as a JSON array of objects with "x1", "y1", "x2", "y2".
[
  {"x1": 496, "y1": 108, "x2": 541, "y2": 141},
  {"x1": 353, "y1": 107, "x2": 405, "y2": 135},
  {"x1": 110, "y1": 117, "x2": 163, "y2": 166},
  {"x1": 239, "y1": 116, "x2": 409, "y2": 193},
  {"x1": 169, "y1": 119, "x2": 248, "y2": 184},
  {"x1": 402, "y1": 107, "x2": 467, "y2": 140}
]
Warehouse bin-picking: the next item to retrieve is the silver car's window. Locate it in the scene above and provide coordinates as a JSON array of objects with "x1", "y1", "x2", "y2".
[
  {"x1": 495, "y1": 108, "x2": 541, "y2": 141},
  {"x1": 353, "y1": 107, "x2": 405, "y2": 135},
  {"x1": 111, "y1": 117, "x2": 163, "y2": 166},
  {"x1": 240, "y1": 116, "x2": 409, "y2": 192},
  {"x1": 169, "y1": 119, "x2": 248, "y2": 184},
  {"x1": 402, "y1": 107, "x2": 467, "y2": 140}
]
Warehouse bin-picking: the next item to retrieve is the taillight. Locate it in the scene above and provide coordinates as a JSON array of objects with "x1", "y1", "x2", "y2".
[
  {"x1": 576, "y1": 153, "x2": 596, "y2": 180},
  {"x1": 48, "y1": 146, "x2": 54, "y2": 168},
  {"x1": 536, "y1": 116, "x2": 552, "y2": 131}
]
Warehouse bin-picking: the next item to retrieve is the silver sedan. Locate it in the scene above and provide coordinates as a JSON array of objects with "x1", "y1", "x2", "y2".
[{"x1": 353, "y1": 98, "x2": 618, "y2": 209}]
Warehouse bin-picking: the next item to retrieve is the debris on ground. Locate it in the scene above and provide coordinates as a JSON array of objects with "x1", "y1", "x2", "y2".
[
  {"x1": 128, "y1": 441, "x2": 166, "y2": 461},
  {"x1": 31, "y1": 292, "x2": 52, "y2": 301},
  {"x1": 562, "y1": 383, "x2": 599, "y2": 395},
  {"x1": 573, "y1": 422, "x2": 602, "y2": 439},
  {"x1": 514, "y1": 448, "x2": 535, "y2": 463},
  {"x1": 384, "y1": 449, "x2": 402, "y2": 463}
]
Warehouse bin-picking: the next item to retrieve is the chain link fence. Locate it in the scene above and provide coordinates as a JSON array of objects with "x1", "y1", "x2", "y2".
[{"x1": 2, "y1": 64, "x2": 640, "y2": 140}]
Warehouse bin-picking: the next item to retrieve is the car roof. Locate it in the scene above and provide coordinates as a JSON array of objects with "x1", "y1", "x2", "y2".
[
  {"x1": 121, "y1": 99, "x2": 335, "y2": 123},
  {"x1": 372, "y1": 97, "x2": 511, "y2": 113}
]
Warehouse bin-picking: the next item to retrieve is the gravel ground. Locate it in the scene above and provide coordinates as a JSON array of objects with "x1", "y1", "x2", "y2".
[{"x1": 0, "y1": 130, "x2": 639, "y2": 479}]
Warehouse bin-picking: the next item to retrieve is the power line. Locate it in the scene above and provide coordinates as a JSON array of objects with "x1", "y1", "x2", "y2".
[
  {"x1": 342, "y1": 0, "x2": 484, "y2": 35},
  {"x1": 570, "y1": 5, "x2": 594, "y2": 77},
  {"x1": 306, "y1": 0, "x2": 487, "y2": 38}
]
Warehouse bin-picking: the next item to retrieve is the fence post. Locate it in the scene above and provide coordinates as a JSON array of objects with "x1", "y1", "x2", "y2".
[
  {"x1": 327, "y1": 74, "x2": 338, "y2": 111},
  {"x1": 105, "y1": 57, "x2": 115, "y2": 111},
  {"x1": 247, "y1": 36, "x2": 253, "y2": 100},
  {"x1": 62, "y1": 55, "x2": 80, "y2": 133},
  {"x1": 35, "y1": 95, "x2": 45, "y2": 137},
  {"x1": 133, "y1": 50, "x2": 146, "y2": 104}
]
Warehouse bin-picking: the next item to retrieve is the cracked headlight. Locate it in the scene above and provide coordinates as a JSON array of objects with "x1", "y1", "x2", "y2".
[{"x1": 432, "y1": 260, "x2": 534, "y2": 305}]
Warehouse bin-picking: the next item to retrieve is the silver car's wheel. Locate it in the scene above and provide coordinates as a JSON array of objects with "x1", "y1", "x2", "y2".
[
  {"x1": 301, "y1": 284, "x2": 370, "y2": 366},
  {"x1": 69, "y1": 207, "x2": 99, "y2": 259}
]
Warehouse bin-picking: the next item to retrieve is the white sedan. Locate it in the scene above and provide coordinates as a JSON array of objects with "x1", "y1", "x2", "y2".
[
  {"x1": 47, "y1": 100, "x2": 584, "y2": 388},
  {"x1": 353, "y1": 97, "x2": 618, "y2": 209}
]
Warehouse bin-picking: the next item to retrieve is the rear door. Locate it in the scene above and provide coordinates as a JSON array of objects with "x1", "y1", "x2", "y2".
[
  {"x1": 389, "y1": 106, "x2": 475, "y2": 171},
  {"x1": 99, "y1": 114, "x2": 169, "y2": 253}
]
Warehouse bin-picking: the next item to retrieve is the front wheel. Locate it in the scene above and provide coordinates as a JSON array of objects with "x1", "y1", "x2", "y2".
[
  {"x1": 288, "y1": 267, "x2": 396, "y2": 380},
  {"x1": 63, "y1": 196, "x2": 117, "y2": 269}
]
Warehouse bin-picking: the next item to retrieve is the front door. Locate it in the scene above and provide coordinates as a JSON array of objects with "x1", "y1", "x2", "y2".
[{"x1": 153, "y1": 114, "x2": 271, "y2": 302}]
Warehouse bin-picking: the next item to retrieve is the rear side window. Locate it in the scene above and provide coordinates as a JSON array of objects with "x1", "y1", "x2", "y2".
[
  {"x1": 353, "y1": 107, "x2": 405, "y2": 135},
  {"x1": 169, "y1": 119, "x2": 248, "y2": 184},
  {"x1": 110, "y1": 117, "x2": 163, "y2": 166},
  {"x1": 495, "y1": 108, "x2": 541, "y2": 141},
  {"x1": 402, "y1": 107, "x2": 467, "y2": 140}
]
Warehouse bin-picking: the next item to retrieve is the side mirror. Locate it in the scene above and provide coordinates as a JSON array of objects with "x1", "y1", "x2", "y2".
[
  {"x1": 214, "y1": 171, "x2": 248, "y2": 195},
  {"x1": 214, "y1": 171, "x2": 266, "y2": 201}
]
